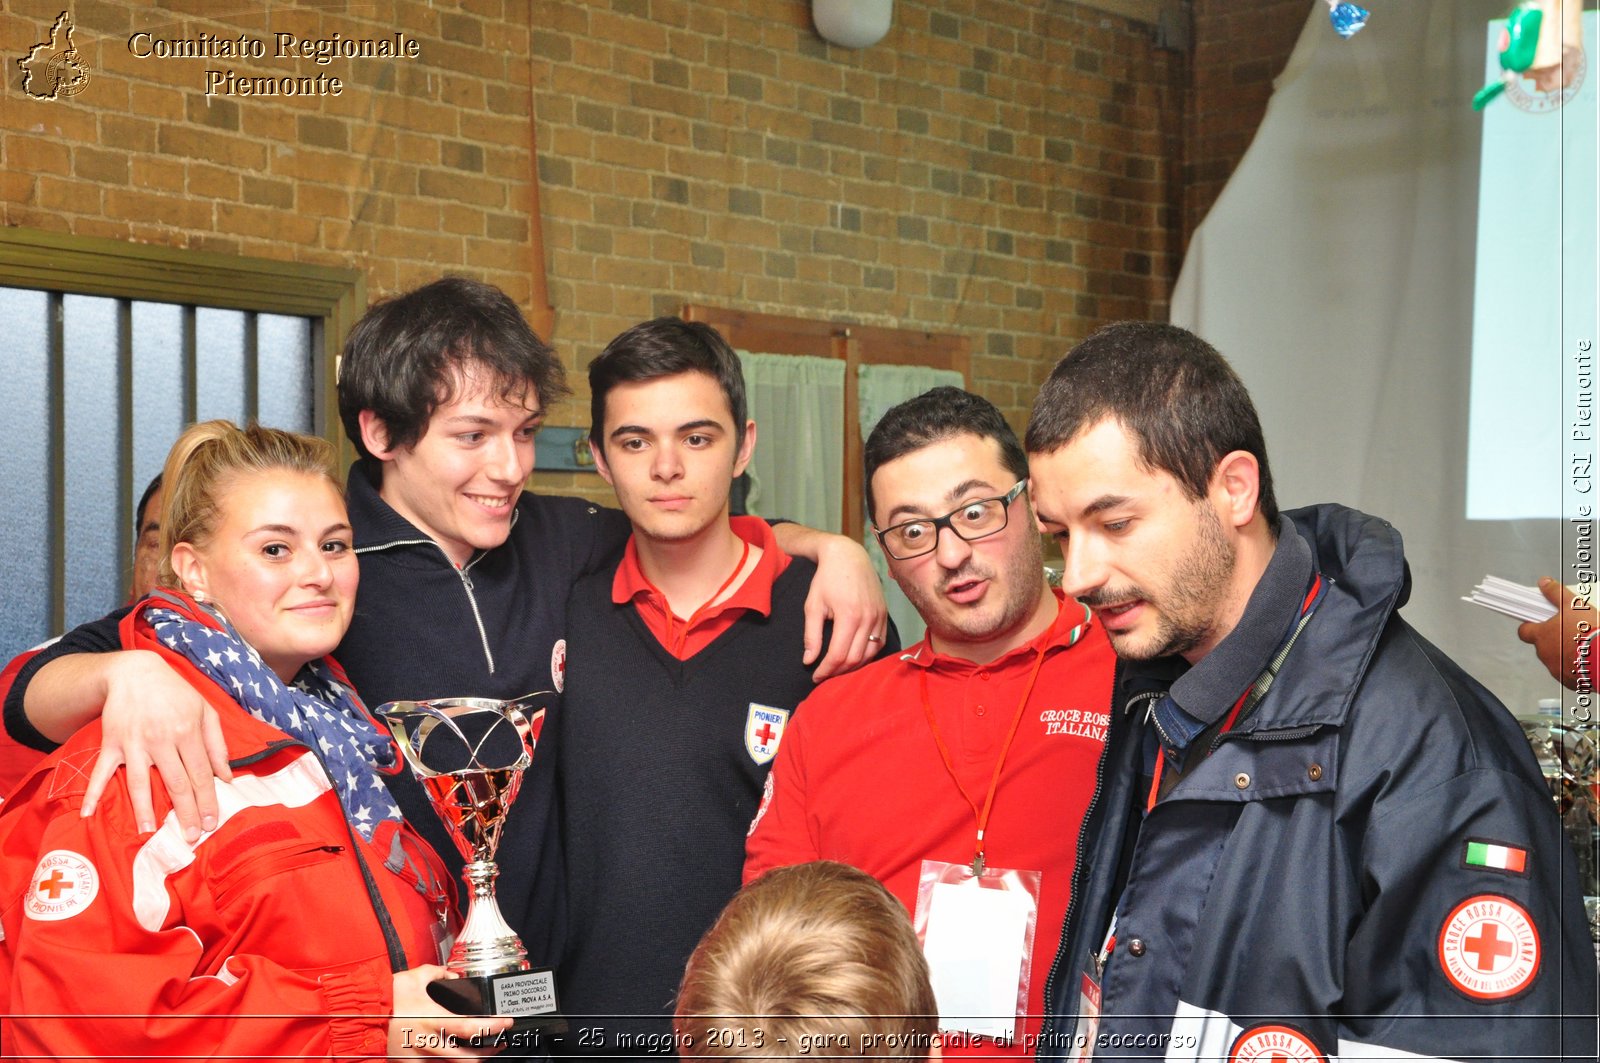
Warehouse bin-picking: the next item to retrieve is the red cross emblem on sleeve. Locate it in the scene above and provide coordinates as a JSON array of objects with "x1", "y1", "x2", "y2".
[
  {"x1": 1229, "y1": 1024, "x2": 1327, "y2": 1062},
  {"x1": 1437, "y1": 894, "x2": 1541, "y2": 1000},
  {"x1": 24, "y1": 850, "x2": 99, "y2": 921}
]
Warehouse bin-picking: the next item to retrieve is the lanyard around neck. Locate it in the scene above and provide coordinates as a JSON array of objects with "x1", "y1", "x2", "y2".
[{"x1": 918, "y1": 643, "x2": 1049, "y2": 876}]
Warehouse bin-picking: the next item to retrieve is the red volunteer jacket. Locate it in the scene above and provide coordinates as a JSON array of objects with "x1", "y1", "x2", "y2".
[{"x1": 0, "y1": 596, "x2": 453, "y2": 1060}]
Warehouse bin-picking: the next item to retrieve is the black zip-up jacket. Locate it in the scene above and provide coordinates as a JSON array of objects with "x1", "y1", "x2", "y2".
[
  {"x1": 1039, "y1": 505, "x2": 1597, "y2": 1061},
  {"x1": 336, "y1": 461, "x2": 631, "y2": 969}
]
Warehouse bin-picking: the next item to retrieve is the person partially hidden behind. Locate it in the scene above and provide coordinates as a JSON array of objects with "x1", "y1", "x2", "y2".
[
  {"x1": 676, "y1": 861, "x2": 939, "y2": 1062},
  {"x1": 0, "y1": 421, "x2": 507, "y2": 1059},
  {"x1": 0, "y1": 473, "x2": 164, "y2": 800},
  {"x1": 128, "y1": 472, "x2": 166, "y2": 604}
]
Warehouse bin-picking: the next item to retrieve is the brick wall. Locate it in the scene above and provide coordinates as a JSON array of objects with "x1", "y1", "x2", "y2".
[
  {"x1": 2, "y1": 0, "x2": 1244, "y2": 503},
  {"x1": 2, "y1": 1, "x2": 540, "y2": 299},
  {"x1": 1183, "y1": 0, "x2": 1308, "y2": 245},
  {"x1": 531, "y1": 0, "x2": 1186, "y2": 502}
]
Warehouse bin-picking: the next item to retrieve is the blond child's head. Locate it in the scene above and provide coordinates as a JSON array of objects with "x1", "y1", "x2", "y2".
[{"x1": 675, "y1": 862, "x2": 938, "y2": 1061}]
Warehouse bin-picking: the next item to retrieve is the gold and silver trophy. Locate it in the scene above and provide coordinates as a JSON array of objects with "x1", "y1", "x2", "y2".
[{"x1": 379, "y1": 695, "x2": 564, "y2": 1032}]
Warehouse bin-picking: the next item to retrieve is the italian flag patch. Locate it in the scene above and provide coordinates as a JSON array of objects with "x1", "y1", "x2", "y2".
[{"x1": 1465, "y1": 840, "x2": 1527, "y2": 874}]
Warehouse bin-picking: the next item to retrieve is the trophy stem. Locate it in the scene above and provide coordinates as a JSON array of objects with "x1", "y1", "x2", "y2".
[{"x1": 451, "y1": 859, "x2": 530, "y2": 978}]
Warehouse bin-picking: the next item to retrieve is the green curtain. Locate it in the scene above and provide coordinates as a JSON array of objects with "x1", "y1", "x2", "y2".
[{"x1": 736, "y1": 350, "x2": 846, "y2": 533}]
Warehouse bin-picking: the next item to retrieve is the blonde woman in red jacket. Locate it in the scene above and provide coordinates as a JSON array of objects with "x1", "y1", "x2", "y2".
[{"x1": 0, "y1": 421, "x2": 508, "y2": 1060}]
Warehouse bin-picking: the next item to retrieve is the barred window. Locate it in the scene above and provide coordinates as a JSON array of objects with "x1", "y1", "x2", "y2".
[{"x1": 0, "y1": 228, "x2": 360, "y2": 659}]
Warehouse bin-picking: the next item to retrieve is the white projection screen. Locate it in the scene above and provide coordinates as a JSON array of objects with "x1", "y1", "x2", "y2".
[{"x1": 1171, "y1": 0, "x2": 1598, "y2": 714}]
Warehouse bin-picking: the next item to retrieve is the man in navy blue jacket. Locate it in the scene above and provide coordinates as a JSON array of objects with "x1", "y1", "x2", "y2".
[{"x1": 1026, "y1": 322, "x2": 1595, "y2": 1062}]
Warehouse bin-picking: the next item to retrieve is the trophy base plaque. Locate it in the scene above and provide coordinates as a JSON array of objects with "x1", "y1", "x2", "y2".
[{"x1": 428, "y1": 966, "x2": 568, "y2": 1035}]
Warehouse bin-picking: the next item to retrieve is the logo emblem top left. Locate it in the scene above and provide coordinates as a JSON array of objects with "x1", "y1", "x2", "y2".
[{"x1": 18, "y1": 12, "x2": 92, "y2": 101}]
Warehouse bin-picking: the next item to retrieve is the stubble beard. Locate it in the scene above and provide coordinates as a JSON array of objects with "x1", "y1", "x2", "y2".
[{"x1": 1116, "y1": 502, "x2": 1236, "y2": 661}]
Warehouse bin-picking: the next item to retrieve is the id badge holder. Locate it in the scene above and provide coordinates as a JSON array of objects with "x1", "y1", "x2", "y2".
[
  {"x1": 1067, "y1": 915, "x2": 1115, "y2": 1062},
  {"x1": 913, "y1": 859, "x2": 1042, "y2": 1047},
  {"x1": 1068, "y1": 966, "x2": 1101, "y2": 1062}
]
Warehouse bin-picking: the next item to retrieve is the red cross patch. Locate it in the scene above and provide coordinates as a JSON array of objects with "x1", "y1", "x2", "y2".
[
  {"x1": 748, "y1": 773, "x2": 775, "y2": 837},
  {"x1": 1437, "y1": 894, "x2": 1541, "y2": 1000},
  {"x1": 550, "y1": 639, "x2": 567, "y2": 694},
  {"x1": 744, "y1": 703, "x2": 790, "y2": 765},
  {"x1": 1229, "y1": 1023, "x2": 1326, "y2": 1063},
  {"x1": 25, "y1": 849, "x2": 99, "y2": 922}
]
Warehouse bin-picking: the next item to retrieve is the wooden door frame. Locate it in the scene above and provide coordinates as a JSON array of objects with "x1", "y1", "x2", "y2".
[{"x1": 683, "y1": 304, "x2": 969, "y2": 539}]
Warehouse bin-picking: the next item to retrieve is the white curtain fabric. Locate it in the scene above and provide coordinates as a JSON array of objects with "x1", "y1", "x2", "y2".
[
  {"x1": 1170, "y1": 0, "x2": 1595, "y2": 712},
  {"x1": 858, "y1": 363, "x2": 967, "y2": 646},
  {"x1": 736, "y1": 350, "x2": 846, "y2": 533}
]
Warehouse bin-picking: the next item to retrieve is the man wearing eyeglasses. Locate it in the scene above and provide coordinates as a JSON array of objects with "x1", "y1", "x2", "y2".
[{"x1": 744, "y1": 387, "x2": 1117, "y2": 1058}]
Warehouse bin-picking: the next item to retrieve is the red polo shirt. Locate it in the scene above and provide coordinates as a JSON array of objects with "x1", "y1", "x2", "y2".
[
  {"x1": 612, "y1": 516, "x2": 791, "y2": 660},
  {"x1": 744, "y1": 590, "x2": 1116, "y2": 1056}
]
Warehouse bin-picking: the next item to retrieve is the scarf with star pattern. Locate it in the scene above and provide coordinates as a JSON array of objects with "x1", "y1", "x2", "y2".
[{"x1": 142, "y1": 592, "x2": 405, "y2": 841}]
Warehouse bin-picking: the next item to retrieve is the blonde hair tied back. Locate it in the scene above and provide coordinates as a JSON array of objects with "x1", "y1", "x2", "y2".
[{"x1": 156, "y1": 420, "x2": 341, "y2": 592}]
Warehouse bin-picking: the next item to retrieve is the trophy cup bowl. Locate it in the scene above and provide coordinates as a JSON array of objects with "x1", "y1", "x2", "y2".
[{"x1": 378, "y1": 695, "x2": 565, "y2": 1035}]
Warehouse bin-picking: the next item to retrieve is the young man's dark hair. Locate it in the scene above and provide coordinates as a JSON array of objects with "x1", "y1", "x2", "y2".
[
  {"x1": 587, "y1": 317, "x2": 748, "y2": 448},
  {"x1": 1025, "y1": 321, "x2": 1279, "y2": 526},
  {"x1": 336, "y1": 276, "x2": 568, "y2": 460},
  {"x1": 863, "y1": 386, "x2": 1028, "y2": 524}
]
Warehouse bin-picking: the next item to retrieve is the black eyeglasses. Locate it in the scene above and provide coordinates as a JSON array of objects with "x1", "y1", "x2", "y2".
[{"x1": 873, "y1": 480, "x2": 1028, "y2": 560}]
